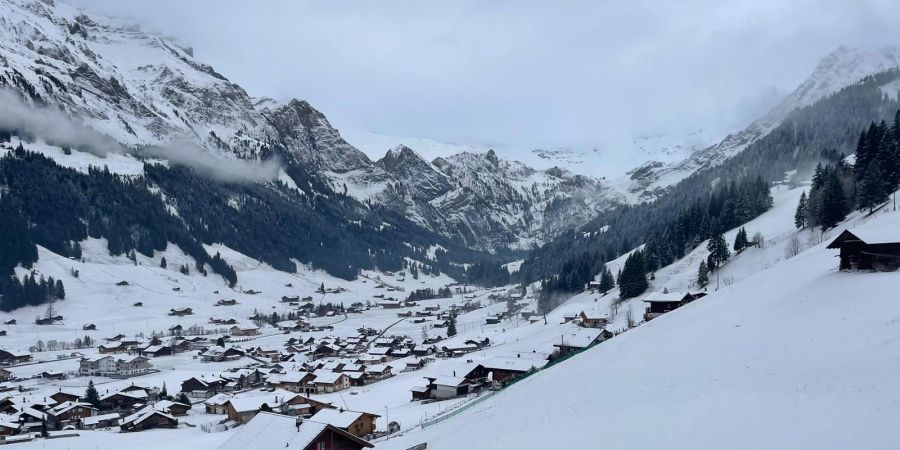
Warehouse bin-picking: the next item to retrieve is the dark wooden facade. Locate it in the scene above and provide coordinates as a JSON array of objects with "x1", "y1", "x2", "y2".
[{"x1": 827, "y1": 229, "x2": 900, "y2": 271}]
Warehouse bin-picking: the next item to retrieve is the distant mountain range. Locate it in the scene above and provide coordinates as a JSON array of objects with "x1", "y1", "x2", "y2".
[{"x1": 1, "y1": 0, "x2": 899, "y2": 258}]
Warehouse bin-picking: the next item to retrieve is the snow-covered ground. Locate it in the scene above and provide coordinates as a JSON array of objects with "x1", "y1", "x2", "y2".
[{"x1": 378, "y1": 187, "x2": 900, "y2": 449}]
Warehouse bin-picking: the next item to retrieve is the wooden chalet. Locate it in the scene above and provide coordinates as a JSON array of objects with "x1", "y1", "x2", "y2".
[
  {"x1": 554, "y1": 328, "x2": 611, "y2": 356},
  {"x1": 642, "y1": 291, "x2": 697, "y2": 321},
  {"x1": 47, "y1": 401, "x2": 97, "y2": 427},
  {"x1": 203, "y1": 393, "x2": 232, "y2": 414},
  {"x1": 309, "y1": 371, "x2": 350, "y2": 393},
  {"x1": 578, "y1": 311, "x2": 610, "y2": 328},
  {"x1": 99, "y1": 389, "x2": 149, "y2": 412},
  {"x1": 223, "y1": 391, "x2": 311, "y2": 423},
  {"x1": 181, "y1": 376, "x2": 233, "y2": 398},
  {"x1": 309, "y1": 408, "x2": 380, "y2": 437},
  {"x1": 0, "y1": 348, "x2": 31, "y2": 365},
  {"x1": 827, "y1": 228, "x2": 900, "y2": 271},
  {"x1": 82, "y1": 324, "x2": 96, "y2": 331},
  {"x1": 119, "y1": 405, "x2": 178, "y2": 432},
  {"x1": 139, "y1": 345, "x2": 173, "y2": 358}
]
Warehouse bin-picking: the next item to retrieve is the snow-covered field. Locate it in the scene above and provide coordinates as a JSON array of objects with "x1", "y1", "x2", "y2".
[{"x1": 378, "y1": 187, "x2": 900, "y2": 449}]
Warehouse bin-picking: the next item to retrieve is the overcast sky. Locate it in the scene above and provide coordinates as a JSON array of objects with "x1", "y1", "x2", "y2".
[{"x1": 73, "y1": 0, "x2": 900, "y2": 171}]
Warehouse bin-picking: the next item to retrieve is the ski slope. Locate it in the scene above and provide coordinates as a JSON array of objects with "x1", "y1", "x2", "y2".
[{"x1": 381, "y1": 194, "x2": 900, "y2": 450}]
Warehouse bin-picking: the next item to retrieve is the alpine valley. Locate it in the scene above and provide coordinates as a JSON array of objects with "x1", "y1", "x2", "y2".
[{"x1": 1, "y1": 1, "x2": 900, "y2": 449}]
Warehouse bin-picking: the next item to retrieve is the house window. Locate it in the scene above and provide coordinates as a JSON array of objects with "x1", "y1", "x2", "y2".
[{"x1": 315, "y1": 442, "x2": 326, "y2": 450}]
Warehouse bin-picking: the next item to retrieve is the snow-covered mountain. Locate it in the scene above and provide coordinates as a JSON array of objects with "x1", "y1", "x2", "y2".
[
  {"x1": 365, "y1": 146, "x2": 623, "y2": 251},
  {"x1": 0, "y1": 0, "x2": 624, "y2": 252},
  {"x1": 622, "y1": 45, "x2": 900, "y2": 202}
]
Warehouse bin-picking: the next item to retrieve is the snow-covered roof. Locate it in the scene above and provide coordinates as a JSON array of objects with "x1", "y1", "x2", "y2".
[
  {"x1": 309, "y1": 408, "x2": 376, "y2": 429},
  {"x1": 48, "y1": 401, "x2": 95, "y2": 416},
  {"x1": 432, "y1": 376, "x2": 469, "y2": 387},
  {"x1": 218, "y1": 412, "x2": 319, "y2": 450},
  {"x1": 120, "y1": 405, "x2": 175, "y2": 426},
  {"x1": 310, "y1": 371, "x2": 345, "y2": 384},
  {"x1": 226, "y1": 390, "x2": 296, "y2": 413},
  {"x1": 268, "y1": 371, "x2": 309, "y2": 384},
  {"x1": 100, "y1": 389, "x2": 147, "y2": 401},
  {"x1": 80, "y1": 413, "x2": 121, "y2": 426},
  {"x1": 154, "y1": 400, "x2": 188, "y2": 412},
  {"x1": 203, "y1": 393, "x2": 232, "y2": 406},
  {"x1": 0, "y1": 348, "x2": 30, "y2": 357},
  {"x1": 642, "y1": 291, "x2": 692, "y2": 302},
  {"x1": 365, "y1": 364, "x2": 390, "y2": 374},
  {"x1": 481, "y1": 356, "x2": 548, "y2": 373},
  {"x1": 555, "y1": 328, "x2": 604, "y2": 349},
  {"x1": 841, "y1": 228, "x2": 900, "y2": 245}
]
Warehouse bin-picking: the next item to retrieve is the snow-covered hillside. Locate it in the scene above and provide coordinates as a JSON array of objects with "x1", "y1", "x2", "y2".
[{"x1": 380, "y1": 185, "x2": 900, "y2": 450}]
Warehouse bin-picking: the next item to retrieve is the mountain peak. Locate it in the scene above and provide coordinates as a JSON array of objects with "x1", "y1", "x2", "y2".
[{"x1": 786, "y1": 45, "x2": 900, "y2": 110}]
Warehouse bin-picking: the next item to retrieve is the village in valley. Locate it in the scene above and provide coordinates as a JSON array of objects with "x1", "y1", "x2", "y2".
[
  {"x1": 0, "y1": 241, "x2": 652, "y2": 450},
  {"x1": 0, "y1": 174, "x2": 896, "y2": 450}
]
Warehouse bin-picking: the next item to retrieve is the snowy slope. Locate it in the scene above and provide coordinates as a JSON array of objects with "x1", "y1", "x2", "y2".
[{"x1": 382, "y1": 190, "x2": 900, "y2": 450}]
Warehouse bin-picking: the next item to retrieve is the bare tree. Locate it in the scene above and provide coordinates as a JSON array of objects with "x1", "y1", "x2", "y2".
[
  {"x1": 785, "y1": 234, "x2": 801, "y2": 259},
  {"x1": 752, "y1": 231, "x2": 765, "y2": 248}
]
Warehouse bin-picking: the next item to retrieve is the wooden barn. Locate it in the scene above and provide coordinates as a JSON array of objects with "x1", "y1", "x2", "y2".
[{"x1": 827, "y1": 228, "x2": 900, "y2": 271}]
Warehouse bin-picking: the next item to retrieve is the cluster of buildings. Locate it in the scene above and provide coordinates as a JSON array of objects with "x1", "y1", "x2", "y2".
[{"x1": 0, "y1": 384, "x2": 187, "y2": 438}]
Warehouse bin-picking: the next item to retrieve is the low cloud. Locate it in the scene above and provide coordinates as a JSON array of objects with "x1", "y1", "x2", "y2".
[{"x1": 0, "y1": 89, "x2": 281, "y2": 182}]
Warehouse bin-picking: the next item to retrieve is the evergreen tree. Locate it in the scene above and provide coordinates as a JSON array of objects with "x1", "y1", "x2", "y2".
[
  {"x1": 821, "y1": 170, "x2": 849, "y2": 228},
  {"x1": 83, "y1": 380, "x2": 101, "y2": 408},
  {"x1": 706, "y1": 227, "x2": 730, "y2": 269},
  {"x1": 619, "y1": 250, "x2": 648, "y2": 298},
  {"x1": 598, "y1": 266, "x2": 615, "y2": 294},
  {"x1": 733, "y1": 227, "x2": 748, "y2": 252},
  {"x1": 160, "y1": 382, "x2": 169, "y2": 400},
  {"x1": 160, "y1": 257, "x2": 167, "y2": 269},
  {"x1": 54, "y1": 279, "x2": 65, "y2": 299},
  {"x1": 216, "y1": 337, "x2": 225, "y2": 347},
  {"x1": 697, "y1": 261, "x2": 709, "y2": 288},
  {"x1": 447, "y1": 315, "x2": 457, "y2": 337},
  {"x1": 794, "y1": 191, "x2": 807, "y2": 229}
]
